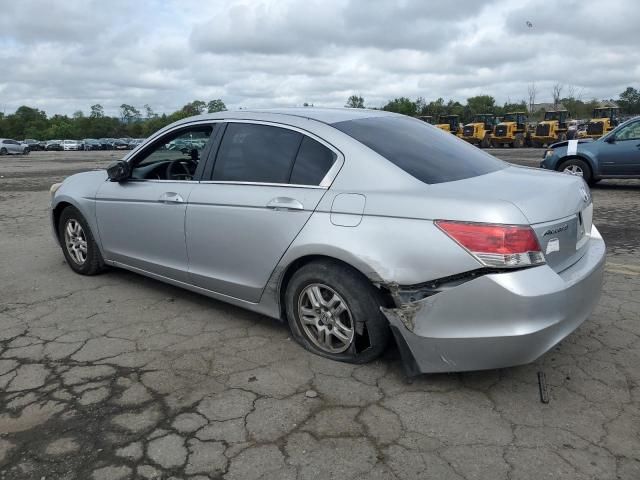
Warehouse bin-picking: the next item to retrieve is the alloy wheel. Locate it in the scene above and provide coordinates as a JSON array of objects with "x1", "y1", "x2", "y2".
[
  {"x1": 297, "y1": 283, "x2": 355, "y2": 353},
  {"x1": 64, "y1": 219, "x2": 88, "y2": 265},
  {"x1": 563, "y1": 164, "x2": 584, "y2": 176}
]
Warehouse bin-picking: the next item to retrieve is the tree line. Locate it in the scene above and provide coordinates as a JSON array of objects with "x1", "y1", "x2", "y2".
[
  {"x1": 0, "y1": 99, "x2": 227, "y2": 141},
  {"x1": 1, "y1": 85, "x2": 639, "y2": 141},
  {"x1": 347, "y1": 85, "x2": 640, "y2": 122}
]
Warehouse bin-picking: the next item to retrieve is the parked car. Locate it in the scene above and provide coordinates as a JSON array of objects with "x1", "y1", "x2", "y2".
[
  {"x1": 49, "y1": 108, "x2": 605, "y2": 374},
  {"x1": 0, "y1": 138, "x2": 30, "y2": 155},
  {"x1": 113, "y1": 138, "x2": 130, "y2": 150},
  {"x1": 46, "y1": 140, "x2": 64, "y2": 151},
  {"x1": 22, "y1": 139, "x2": 44, "y2": 151},
  {"x1": 97, "y1": 138, "x2": 113, "y2": 150},
  {"x1": 62, "y1": 140, "x2": 82, "y2": 151},
  {"x1": 83, "y1": 139, "x2": 102, "y2": 151},
  {"x1": 541, "y1": 116, "x2": 640, "y2": 185}
]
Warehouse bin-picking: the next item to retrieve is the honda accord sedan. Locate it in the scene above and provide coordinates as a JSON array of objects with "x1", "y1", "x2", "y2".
[{"x1": 49, "y1": 108, "x2": 605, "y2": 374}]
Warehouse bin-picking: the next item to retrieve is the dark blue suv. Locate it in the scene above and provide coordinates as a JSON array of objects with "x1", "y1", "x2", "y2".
[{"x1": 540, "y1": 116, "x2": 640, "y2": 185}]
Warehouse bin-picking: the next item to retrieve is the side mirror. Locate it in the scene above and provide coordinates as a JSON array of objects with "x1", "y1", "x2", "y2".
[
  {"x1": 106, "y1": 160, "x2": 131, "y2": 182},
  {"x1": 604, "y1": 135, "x2": 616, "y2": 144}
]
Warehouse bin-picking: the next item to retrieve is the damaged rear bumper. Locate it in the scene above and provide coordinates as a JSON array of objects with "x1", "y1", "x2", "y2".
[{"x1": 382, "y1": 227, "x2": 606, "y2": 375}]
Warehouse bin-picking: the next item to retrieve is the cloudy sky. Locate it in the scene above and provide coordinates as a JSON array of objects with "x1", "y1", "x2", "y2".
[{"x1": 1, "y1": 0, "x2": 638, "y2": 116}]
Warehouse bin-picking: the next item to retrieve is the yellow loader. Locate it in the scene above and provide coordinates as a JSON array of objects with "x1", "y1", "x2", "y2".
[
  {"x1": 491, "y1": 112, "x2": 530, "y2": 148},
  {"x1": 461, "y1": 114, "x2": 496, "y2": 148},
  {"x1": 530, "y1": 110, "x2": 570, "y2": 147},
  {"x1": 585, "y1": 107, "x2": 620, "y2": 139}
]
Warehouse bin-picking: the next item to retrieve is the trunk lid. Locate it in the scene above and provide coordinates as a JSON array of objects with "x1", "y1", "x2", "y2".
[{"x1": 431, "y1": 166, "x2": 593, "y2": 272}]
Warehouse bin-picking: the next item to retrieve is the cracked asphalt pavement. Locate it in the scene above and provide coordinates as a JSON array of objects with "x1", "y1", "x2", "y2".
[{"x1": 1, "y1": 150, "x2": 639, "y2": 479}]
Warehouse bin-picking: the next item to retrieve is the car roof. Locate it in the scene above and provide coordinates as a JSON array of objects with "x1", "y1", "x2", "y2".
[{"x1": 179, "y1": 107, "x2": 397, "y2": 126}]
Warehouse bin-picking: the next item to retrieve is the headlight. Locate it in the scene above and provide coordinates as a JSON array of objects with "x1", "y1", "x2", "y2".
[
  {"x1": 544, "y1": 149, "x2": 554, "y2": 159},
  {"x1": 50, "y1": 183, "x2": 62, "y2": 196}
]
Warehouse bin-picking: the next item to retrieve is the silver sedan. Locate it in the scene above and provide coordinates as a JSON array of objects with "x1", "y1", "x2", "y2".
[
  {"x1": 49, "y1": 108, "x2": 605, "y2": 374},
  {"x1": 0, "y1": 138, "x2": 30, "y2": 155}
]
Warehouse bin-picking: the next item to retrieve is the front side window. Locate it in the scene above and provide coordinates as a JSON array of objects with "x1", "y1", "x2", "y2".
[
  {"x1": 130, "y1": 126, "x2": 213, "y2": 181},
  {"x1": 333, "y1": 115, "x2": 505, "y2": 184},
  {"x1": 615, "y1": 121, "x2": 640, "y2": 141},
  {"x1": 212, "y1": 123, "x2": 302, "y2": 183}
]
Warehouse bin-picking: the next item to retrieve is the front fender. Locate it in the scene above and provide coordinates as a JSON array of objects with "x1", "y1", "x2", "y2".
[
  {"x1": 556, "y1": 152, "x2": 600, "y2": 177},
  {"x1": 51, "y1": 170, "x2": 107, "y2": 253}
]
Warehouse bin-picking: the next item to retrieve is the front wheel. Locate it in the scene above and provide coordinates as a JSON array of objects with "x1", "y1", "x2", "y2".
[
  {"x1": 558, "y1": 158, "x2": 593, "y2": 185},
  {"x1": 480, "y1": 133, "x2": 491, "y2": 148},
  {"x1": 0, "y1": 148, "x2": 6, "y2": 155},
  {"x1": 58, "y1": 206, "x2": 106, "y2": 275},
  {"x1": 285, "y1": 261, "x2": 389, "y2": 364}
]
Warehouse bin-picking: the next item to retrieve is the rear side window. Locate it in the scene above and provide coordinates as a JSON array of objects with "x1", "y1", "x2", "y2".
[
  {"x1": 213, "y1": 123, "x2": 302, "y2": 183},
  {"x1": 332, "y1": 115, "x2": 505, "y2": 184},
  {"x1": 290, "y1": 136, "x2": 337, "y2": 185}
]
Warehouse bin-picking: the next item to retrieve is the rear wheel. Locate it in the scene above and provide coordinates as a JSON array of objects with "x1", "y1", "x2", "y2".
[
  {"x1": 0, "y1": 148, "x2": 6, "y2": 155},
  {"x1": 285, "y1": 261, "x2": 389, "y2": 364},
  {"x1": 58, "y1": 206, "x2": 105, "y2": 275},
  {"x1": 558, "y1": 158, "x2": 593, "y2": 185},
  {"x1": 22, "y1": 148, "x2": 30, "y2": 155}
]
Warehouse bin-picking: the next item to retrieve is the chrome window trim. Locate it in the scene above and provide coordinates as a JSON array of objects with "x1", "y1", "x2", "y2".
[
  {"x1": 198, "y1": 180, "x2": 327, "y2": 190},
  {"x1": 213, "y1": 119, "x2": 345, "y2": 188}
]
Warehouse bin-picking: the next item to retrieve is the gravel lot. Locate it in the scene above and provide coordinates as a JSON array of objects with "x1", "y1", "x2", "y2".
[{"x1": 1, "y1": 149, "x2": 639, "y2": 479}]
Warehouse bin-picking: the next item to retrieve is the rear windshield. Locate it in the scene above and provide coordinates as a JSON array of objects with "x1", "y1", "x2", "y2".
[{"x1": 332, "y1": 115, "x2": 505, "y2": 184}]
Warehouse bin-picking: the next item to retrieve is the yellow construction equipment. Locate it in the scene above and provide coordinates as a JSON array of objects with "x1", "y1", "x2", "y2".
[
  {"x1": 530, "y1": 110, "x2": 570, "y2": 147},
  {"x1": 461, "y1": 114, "x2": 496, "y2": 148},
  {"x1": 491, "y1": 112, "x2": 529, "y2": 148},
  {"x1": 585, "y1": 107, "x2": 620, "y2": 139},
  {"x1": 435, "y1": 115, "x2": 463, "y2": 136}
]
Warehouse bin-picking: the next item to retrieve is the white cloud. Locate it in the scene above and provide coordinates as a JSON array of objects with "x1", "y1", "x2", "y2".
[{"x1": 0, "y1": 0, "x2": 637, "y2": 116}]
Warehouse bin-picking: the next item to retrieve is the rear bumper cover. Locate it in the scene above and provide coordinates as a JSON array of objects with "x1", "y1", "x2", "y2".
[{"x1": 382, "y1": 226, "x2": 606, "y2": 374}]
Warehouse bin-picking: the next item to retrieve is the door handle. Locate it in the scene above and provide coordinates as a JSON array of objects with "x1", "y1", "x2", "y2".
[
  {"x1": 266, "y1": 197, "x2": 304, "y2": 211},
  {"x1": 158, "y1": 192, "x2": 184, "y2": 204}
]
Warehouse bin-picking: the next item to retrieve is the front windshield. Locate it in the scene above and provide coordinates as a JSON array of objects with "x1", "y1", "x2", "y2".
[
  {"x1": 544, "y1": 112, "x2": 558, "y2": 121},
  {"x1": 504, "y1": 114, "x2": 517, "y2": 122}
]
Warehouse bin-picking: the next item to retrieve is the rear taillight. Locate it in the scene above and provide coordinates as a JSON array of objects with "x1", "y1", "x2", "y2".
[{"x1": 436, "y1": 220, "x2": 545, "y2": 268}]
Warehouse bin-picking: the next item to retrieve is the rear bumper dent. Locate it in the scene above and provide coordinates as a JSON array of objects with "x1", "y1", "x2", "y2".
[{"x1": 382, "y1": 226, "x2": 606, "y2": 374}]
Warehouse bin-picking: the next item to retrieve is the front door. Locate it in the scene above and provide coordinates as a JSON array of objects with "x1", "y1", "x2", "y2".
[
  {"x1": 95, "y1": 124, "x2": 215, "y2": 281},
  {"x1": 599, "y1": 120, "x2": 640, "y2": 175},
  {"x1": 186, "y1": 122, "x2": 339, "y2": 302}
]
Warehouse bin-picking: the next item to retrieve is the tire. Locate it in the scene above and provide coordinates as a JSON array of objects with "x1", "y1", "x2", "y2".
[
  {"x1": 514, "y1": 134, "x2": 524, "y2": 148},
  {"x1": 58, "y1": 206, "x2": 105, "y2": 275},
  {"x1": 558, "y1": 158, "x2": 594, "y2": 185},
  {"x1": 480, "y1": 133, "x2": 491, "y2": 148},
  {"x1": 558, "y1": 132, "x2": 567, "y2": 142},
  {"x1": 23, "y1": 148, "x2": 30, "y2": 155},
  {"x1": 285, "y1": 260, "x2": 390, "y2": 364},
  {"x1": 0, "y1": 148, "x2": 6, "y2": 156}
]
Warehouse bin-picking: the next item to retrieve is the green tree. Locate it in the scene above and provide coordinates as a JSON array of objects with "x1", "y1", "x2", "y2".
[
  {"x1": 144, "y1": 104, "x2": 156, "y2": 119},
  {"x1": 120, "y1": 104, "x2": 141, "y2": 124},
  {"x1": 345, "y1": 95, "x2": 365, "y2": 108},
  {"x1": 207, "y1": 99, "x2": 227, "y2": 113},
  {"x1": 382, "y1": 97, "x2": 417, "y2": 116},
  {"x1": 618, "y1": 87, "x2": 640, "y2": 114},
  {"x1": 90, "y1": 104, "x2": 105, "y2": 119},
  {"x1": 466, "y1": 95, "x2": 496, "y2": 117}
]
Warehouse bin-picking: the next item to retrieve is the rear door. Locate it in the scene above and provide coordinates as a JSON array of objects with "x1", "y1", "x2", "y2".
[
  {"x1": 186, "y1": 121, "x2": 340, "y2": 302},
  {"x1": 599, "y1": 120, "x2": 640, "y2": 175}
]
